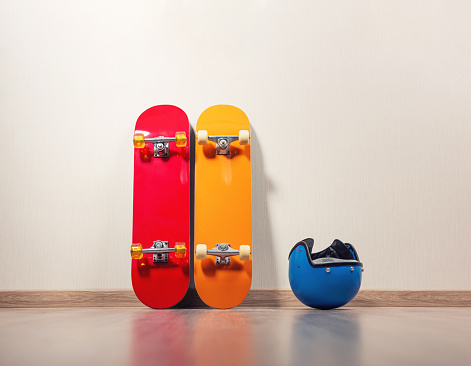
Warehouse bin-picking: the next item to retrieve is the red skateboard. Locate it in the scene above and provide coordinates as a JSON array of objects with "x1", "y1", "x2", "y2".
[{"x1": 130, "y1": 105, "x2": 190, "y2": 308}]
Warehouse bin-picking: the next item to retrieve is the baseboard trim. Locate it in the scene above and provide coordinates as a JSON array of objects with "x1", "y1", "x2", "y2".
[{"x1": 0, "y1": 289, "x2": 469, "y2": 308}]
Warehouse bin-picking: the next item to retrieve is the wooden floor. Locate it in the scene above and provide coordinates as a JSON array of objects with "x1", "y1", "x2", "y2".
[{"x1": 0, "y1": 308, "x2": 469, "y2": 366}]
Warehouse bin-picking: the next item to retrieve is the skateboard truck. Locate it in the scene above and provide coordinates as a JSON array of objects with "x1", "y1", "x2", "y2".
[
  {"x1": 130, "y1": 241, "x2": 186, "y2": 263},
  {"x1": 196, "y1": 130, "x2": 250, "y2": 156},
  {"x1": 133, "y1": 132, "x2": 187, "y2": 158},
  {"x1": 195, "y1": 243, "x2": 251, "y2": 265}
]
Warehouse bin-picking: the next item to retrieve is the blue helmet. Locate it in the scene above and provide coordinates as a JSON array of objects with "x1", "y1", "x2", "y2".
[{"x1": 288, "y1": 238, "x2": 363, "y2": 309}]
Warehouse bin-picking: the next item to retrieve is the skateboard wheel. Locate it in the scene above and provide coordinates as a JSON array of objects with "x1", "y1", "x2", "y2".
[
  {"x1": 133, "y1": 133, "x2": 145, "y2": 148},
  {"x1": 239, "y1": 245, "x2": 251, "y2": 261},
  {"x1": 197, "y1": 130, "x2": 208, "y2": 145},
  {"x1": 175, "y1": 131, "x2": 187, "y2": 147},
  {"x1": 174, "y1": 242, "x2": 186, "y2": 258},
  {"x1": 239, "y1": 130, "x2": 250, "y2": 145},
  {"x1": 195, "y1": 244, "x2": 207, "y2": 260},
  {"x1": 130, "y1": 243, "x2": 143, "y2": 259}
]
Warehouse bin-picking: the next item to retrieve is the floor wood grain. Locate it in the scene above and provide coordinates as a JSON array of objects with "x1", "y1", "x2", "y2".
[{"x1": 0, "y1": 289, "x2": 470, "y2": 308}]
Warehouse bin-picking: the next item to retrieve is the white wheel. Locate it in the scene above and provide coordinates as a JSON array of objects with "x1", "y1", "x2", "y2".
[
  {"x1": 239, "y1": 130, "x2": 250, "y2": 145},
  {"x1": 239, "y1": 245, "x2": 251, "y2": 261},
  {"x1": 195, "y1": 244, "x2": 207, "y2": 260},
  {"x1": 197, "y1": 130, "x2": 208, "y2": 145}
]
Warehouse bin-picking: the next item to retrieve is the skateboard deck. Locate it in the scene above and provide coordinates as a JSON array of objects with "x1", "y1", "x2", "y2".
[
  {"x1": 194, "y1": 105, "x2": 252, "y2": 309},
  {"x1": 130, "y1": 105, "x2": 190, "y2": 309}
]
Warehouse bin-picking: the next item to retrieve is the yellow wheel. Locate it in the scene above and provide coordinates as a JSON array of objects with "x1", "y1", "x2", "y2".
[
  {"x1": 195, "y1": 244, "x2": 207, "y2": 260},
  {"x1": 130, "y1": 243, "x2": 143, "y2": 259},
  {"x1": 174, "y1": 242, "x2": 186, "y2": 258},
  {"x1": 133, "y1": 133, "x2": 145, "y2": 148},
  {"x1": 239, "y1": 245, "x2": 251, "y2": 261},
  {"x1": 175, "y1": 131, "x2": 187, "y2": 147},
  {"x1": 197, "y1": 130, "x2": 208, "y2": 145},
  {"x1": 239, "y1": 130, "x2": 250, "y2": 145}
]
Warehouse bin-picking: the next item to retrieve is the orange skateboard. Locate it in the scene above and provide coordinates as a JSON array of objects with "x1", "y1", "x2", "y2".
[{"x1": 194, "y1": 105, "x2": 252, "y2": 309}]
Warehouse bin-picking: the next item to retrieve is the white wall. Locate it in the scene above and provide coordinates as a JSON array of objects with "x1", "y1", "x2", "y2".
[{"x1": 1, "y1": 0, "x2": 470, "y2": 290}]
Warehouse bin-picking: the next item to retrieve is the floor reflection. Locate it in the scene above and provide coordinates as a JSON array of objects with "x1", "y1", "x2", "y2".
[
  {"x1": 130, "y1": 309, "x2": 253, "y2": 366},
  {"x1": 0, "y1": 308, "x2": 468, "y2": 366},
  {"x1": 129, "y1": 309, "x2": 360, "y2": 366},
  {"x1": 290, "y1": 310, "x2": 361, "y2": 366},
  {"x1": 192, "y1": 311, "x2": 253, "y2": 366},
  {"x1": 130, "y1": 310, "x2": 191, "y2": 366}
]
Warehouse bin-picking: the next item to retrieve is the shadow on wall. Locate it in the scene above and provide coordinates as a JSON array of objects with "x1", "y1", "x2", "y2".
[
  {"x1": 175, "y1": 125, "x2": 209, "y2": 308},
  {"x1": 250, "y1": 127, "x2": 278, "y2": 291},
  {"x1": 189, "y1": 125, "x2": 196, "y2": 290}
]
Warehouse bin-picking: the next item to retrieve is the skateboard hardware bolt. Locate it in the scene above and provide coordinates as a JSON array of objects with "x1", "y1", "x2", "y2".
[
  {"x1": 218, "y1": 243, "x2": 229, "y2": 251},
  {"x1": 152, "y1": 137, "x2": 170, "y2": 158},
  {"x1": 326, "y1": 268, "x2": 331, "y2": 273},
  {"x1": 298, "y1": 265, "x2": 300, "y2": 268},
  {"x1": 152, "y1": 240, "x2": 169, "y2": 263},
  {"x1": 218, "y1": 139, "x2": 228, "y2": 148},
  {"x1": 350, "y1": 267, "x2": 354, "y2": 272}
]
